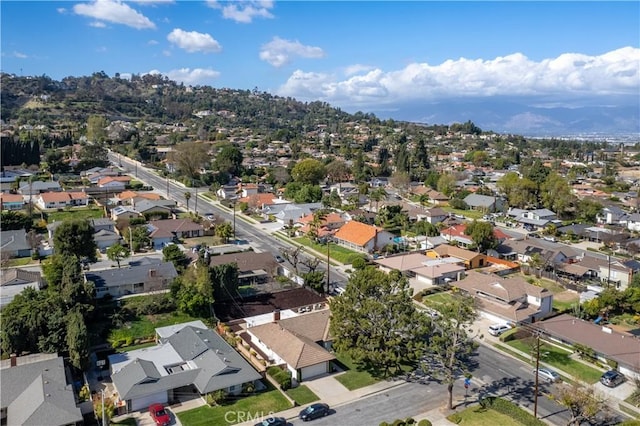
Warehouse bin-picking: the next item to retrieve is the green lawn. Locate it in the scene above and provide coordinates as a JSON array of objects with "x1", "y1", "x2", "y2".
[
  {"x1": 293, "y1": 236, "x2": 361, "y2": 265},
  {"x1": 177, "y1": 386, "x2": 292, "y2": 426},
  {"x1": 553, "y1": 299, "x2": 578, "y2": 313},
  {"x1": 111, "y1": 417, "x2": 137, "y2": 426},
  {"x1": 448, "y1": 405, "x2": 525, "y2": 426},
  {"x1": 421, "y1": 292, "x2": 456, "y2": 309},
  {"x1": 108, "y1": 310, "x2": 201, "y2": 344},
  {"x1": 46, "y1": 207, "x2": 105, "y2": 223},
  {"x1": 285, "y1": 385, "x2": 319, "y2": 405},
  {"x1": 441, "y1": 207, "x2": 484, "y2": 220},
  {"x1": 333, "y1": 352, "x2": 381, "y2": 391},
  {"x1": 506, "y1": 339, "x2": 603, "y2": 384},
  {"x1": 5, "y1": 257, "x2": 36, "y2": 267}
]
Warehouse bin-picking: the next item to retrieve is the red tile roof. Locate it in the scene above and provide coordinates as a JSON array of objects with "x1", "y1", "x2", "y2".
[{"x1": 334, "y1": 221, "x2": 382, "y2": 246}]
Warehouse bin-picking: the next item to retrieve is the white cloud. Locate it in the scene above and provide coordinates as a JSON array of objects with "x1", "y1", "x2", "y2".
[
  {"x1": 147, "y1": 39, "x2": 159, "y2": 45},
  {"x1": 259, "y1": 37, "x2": 324, "y2": 68},
  {"x1": 147, "y1": 68, "x2": 221, "y2": 85},
  {"x1": 344, "y1": 64, "x2": 375, "y2": 76},
  {"x1": 73, "y1": 0, "x2": 155, "y2": 30},
  {"x1": 167, "y1": 29, "x2": 222, "y2": 54},
  {"x1": 207, "y1": 0, "x2": 274, "y2": 23},
  {"x1": 277, "y1": 47, "x2": 640, "y2": 108},
  {"x1": 89, "y1": 21, "x2": 107, "y2": 28},
  {"x1": 57, "y1": 7, "x2": 67, "y2": 14},
  {"x1": 13, "y1": 51, "x2": 28, "y2": 59}
]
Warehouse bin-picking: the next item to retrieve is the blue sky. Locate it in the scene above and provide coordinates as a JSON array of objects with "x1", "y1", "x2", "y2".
[{"x1": 2, "y1": 1, "x2": 639, "y2": 127}]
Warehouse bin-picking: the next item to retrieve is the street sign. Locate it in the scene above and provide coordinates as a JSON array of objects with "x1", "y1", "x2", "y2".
[{"x1": 464, "y1": 377, "x2": 471, "y2": 389}]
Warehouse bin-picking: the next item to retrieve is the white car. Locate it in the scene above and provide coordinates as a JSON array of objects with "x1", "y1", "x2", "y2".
[
  {"x1": 488, "y1": 324, "x2": 511, "y2": 336},
  {"x1": 533, "y1": 368, "x2": 561, "y2": 383}
]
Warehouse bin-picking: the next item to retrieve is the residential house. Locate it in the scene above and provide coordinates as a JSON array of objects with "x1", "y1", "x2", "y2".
[
  {"x1": 0, "y1": 193, "x2": 25, "y2": 211},
  {"x1": 147, "y1": 219, "x2": 204, "y2": 249},
  {"x1": 209, "y1": 252, "x2": 279, "y2": 285},
  {"x1": 116, "y1": 190, "x2": 162, "y2": 205},
  {"x1": 440, "y1": 223, "x2": 509, "y2": 249},
  {"x1": 333, "y1": 220, "x2": 394, "y2": 253},
  {"x1": 456, "y1": 270, "x2": 553, "y2": 324},
  {"x1": 374, "y1": 252, "x2": 465, "y2": 286},
  {"x1": 425, "y1": 189, "x2": 449, "y2": 205},
  {"x1": 627, "y1": 213, "x2": 640, "y2": 232},
  {"x1": 0, "y1": 354, "x2": 83, "y2": 426},
  {"x1": 534, "y1": 314, "x2": 640, "y2": 380},
  {"x1": 85, "y1": 260, "x2": 178, "y2": 298},
  {"x1": 132, "y1": 199, "x2": 175, "y2": 219},
  {"x1": 240, "y1": 183, "x2": 259, "y2": 198},
  {"x1": 0, "y1": 229, "x2": 32, "y2": 258},
  {"x1": 508, "y1": 208, "x2": 559, "y2": 230},
  {"x1": 0, "y1": 269, "x2": 44, "y2": 309},
  {"x1": 18, "y1": 180, "x2": 61, "y2": 195},
  {"x1": 463, "y1": 194, "x2": 504, "y2": 212},
  {"x1": 245, "y1": 310, "x2": 335, "y2": 381},
  {"x1": 111, "y1": 205, "x2": 142, "y2": 221},
  {"x1": 597, "y1": 205, "x2": 628, "y2": 226},
  {"x1": 94, "y1": 229, "x2": 122, "y2": 251},
  {"x1": 428, "y1": 245, "x2": 488, "y2": 269},
  {"x1": 216, "y1": 185, "x2": 240, "y2": 200},
  {"x1": 98, "y1": 176, "x2": 131, "y2": 191},
  {"x1": 239, "y1": 193, "x2": 277, "y2": 211},
  {"x1": 423, "y1": 207, "x2": 448, "y2": 225},
  {"x1": 35, "y1": 191, "x2": 89, "y2": 209},
  {"x1": 295, "y1": 212, "x2": 346, "y2": 238},
  {"x1": 262, "y1": 202, "x2": 322, "y2": 225},
  {"x1": 108, "y1": 320, "x2": 261, "y2": 412}
]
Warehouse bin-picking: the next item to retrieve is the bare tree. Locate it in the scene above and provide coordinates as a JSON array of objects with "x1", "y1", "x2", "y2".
[
  {"x1": 554, "y1": 384, "x2": 610, "y2": 426},
  {"x1": 300, "y1": 256, "x2": 321, "y2": 274},
  {"x1": 279, "y1": 246, "x2": 304, "y2": 275}
]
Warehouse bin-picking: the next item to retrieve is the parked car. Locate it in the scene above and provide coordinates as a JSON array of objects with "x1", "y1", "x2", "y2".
[
  {"x1": 600, "y1": 370, "x2": 625, "y2": 388},
  {"x1": 254, "y1": 417, "x2": 287, "y2": 426},
  {"x1": 275, "y1": 255, "x2": 285, "y2": 263},
  {"x1": 488, "y1": 323, "x2": 511, "y2": 336},
  {"x1": 298, "y1": 403, "x2": 330, "y2": 421},
  {"x1": 533, "y1": 367, "x2": 561, "y2": 383},
  {"x1": 149, "y1": 403, "x2": 170, "y2": 426}
]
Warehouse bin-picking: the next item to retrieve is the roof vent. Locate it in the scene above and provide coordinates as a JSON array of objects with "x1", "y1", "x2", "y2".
[{"x1": 204, "y1": 339, "x2": 209, "y2": 342}]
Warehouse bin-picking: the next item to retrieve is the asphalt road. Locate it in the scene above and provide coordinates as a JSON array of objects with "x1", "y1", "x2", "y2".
[{"x1": 109, "y1": 152, "x2": 349, "y2": 287}]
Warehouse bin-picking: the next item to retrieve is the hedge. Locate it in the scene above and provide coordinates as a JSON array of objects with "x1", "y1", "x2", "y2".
[
  {"x1": 481, "y1": 397, "x2": 545, "y2": 426},
  {"x1": 267, "y1": 366, "x2": 292, "y2": 390}
]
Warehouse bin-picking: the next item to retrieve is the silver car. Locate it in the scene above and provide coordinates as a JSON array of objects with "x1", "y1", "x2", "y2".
[{"x1": 533, "y1": 368, "x2": 561, "y2": 383}]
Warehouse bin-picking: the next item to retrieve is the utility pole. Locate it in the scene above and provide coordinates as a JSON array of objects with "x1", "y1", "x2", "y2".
[
  {"x1": 128, "y1": 226, "x2": 134, "y2": 254},
  {"x1": 326, "y1": 239, "x2": 331, "y2": 294},
  {"x1": 166, "y1": 175, "x2": 169, "y2": 198},
  {"x1": 534, "y1": 332, "x2": 540, "y2": 419},
  {"x1": 195, "y1": 187, "x2": 198, "y2": 215}
]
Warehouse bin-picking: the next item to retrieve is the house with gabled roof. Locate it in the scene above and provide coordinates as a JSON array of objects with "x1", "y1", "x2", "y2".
[
  {"x1": 627, "y1": 213, "x2": 640, "y2": 232},
  {"x1": 147, "y1": 219, "x2": 204, "y2": 249},
  {"x1": 332, "y1": 220, "x2": 394, "y2": 253},
  {"x1": 0, "y1": 269, "x2": 44, "y2": 309},
  {"x1": 440, "y1": 223, "x2": 509, "y2": 249},
  {"x1": 428, "y1": 244, "x2": 488, "y2": 269},
  {"x1": 456, "y1": 270, "x2": 553, "y2": 324},
  {"x1": 85, "y1": 260, "x2": 177, "y2": 298},
  {"x1": 18, "y1": 180, "x2": 61, "y2": 195},
  {"x1": 463, "y1": 194, "x2": 504, "y2": 212},
  {"x1": 0, "y1": 354, "x2": 83, "y2": 426},
  {"x1": 108, "y1": 320, "x2": 261, "y2": 412},
  {"x1": 209, "y1": 252, "x2": 279, "y2": 285},
  {"x1": 35, "y1": 191, "x2": 89, "y2": 209},
  {"x1": 0, "y1": 193, "x2": 25, "y2": 211},
  {"x1": 244, "y1": 310, "x2": 335, "y2": 382},
  {"x1": 0, "y1": 229, "x2": 32, "y2": 258}
]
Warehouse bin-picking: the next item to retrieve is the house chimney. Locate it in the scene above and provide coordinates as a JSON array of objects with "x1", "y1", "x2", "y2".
[
  {"x1": 10, "y1": 353, "x2": 17, "y2": 367},
  {"x1": 149, "y1": 269, "x2": 157, "y2": 278},
  {"x1": 273, "y1": 310, "x2": 280, "y2": 322}
]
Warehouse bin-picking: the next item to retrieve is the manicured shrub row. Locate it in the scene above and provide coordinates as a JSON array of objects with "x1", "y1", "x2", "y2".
[
  {"x1": 379, "y1": 418, "x2": 426, "y2": 426},
  {"x1": 481, "y1": 397, "x2": 546, "y2": 426},
  {"x1": 267, "y1": 366, "x2": 292, "y2": 390}
]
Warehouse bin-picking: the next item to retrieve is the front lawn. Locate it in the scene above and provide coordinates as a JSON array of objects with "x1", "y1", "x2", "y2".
[
  {"x1": 45, "y1": 207, "x2": 105, "y2": 223},
  {"x1": 448, "y1": 405, "x2": 524, "y2": 426},
  {"x1": 441, "y1": 207, "x2": 484, "y2": 220},
  {"x1": 5, "y1": 257, "x2": 37, "y2": 267},
  {"x1": 506, "y1": 339, "x2": 602, "y2": 384},
  {"x1": 333, "y1": 351, "x2": 380, "y2": 391},
  {"x1": 177, "y1": 385, "x2": 291, "y2": 426},
  {"x1": 285, "y1": 385, "x2": 319, "y2": 405},
  {"x1": 293, "y1": 236, "x2": 362, "y2": 265},
  {"x1": 421, "y1": 292, "x2": 456, "y2": 309}
]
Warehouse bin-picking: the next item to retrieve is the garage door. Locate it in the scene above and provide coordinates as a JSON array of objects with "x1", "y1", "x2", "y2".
[
  {"x1": 300, "y1": 363, "x2": 328, "y2": 381},
  {"x1": 131, "y1": 391, "x2": 168, "y2": 412}
]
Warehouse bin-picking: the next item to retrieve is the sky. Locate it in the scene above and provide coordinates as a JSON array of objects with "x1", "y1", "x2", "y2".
[{"x1": 1, "y1": 1, "x2": 639, "y2": 131}]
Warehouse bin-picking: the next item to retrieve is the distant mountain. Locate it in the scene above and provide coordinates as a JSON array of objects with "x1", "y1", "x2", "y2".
[{"x1": 366, "y1": 97, "x2": 640, "y2": 138}]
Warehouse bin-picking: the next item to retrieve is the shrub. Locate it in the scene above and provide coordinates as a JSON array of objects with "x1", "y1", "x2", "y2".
[
  {"x1": 242, "y1": 382, "x2": 256, "y2": 394},
  {"x1": 417, "y1": 420, "x2": 432, "y2": 426},
  {"x1": 499, "y1": 328, "x2": 518, "y2": 342},
  {"x1": 392, "y1": 420, "x2": 404, "y2": 426},
  {"x1": 351, "y1": 256, "x2": 368, "y2": 270},
  {"x1": 447, "y1": 413, "x2": 462, "y2": 424},
  {"x1": 481, "y1": 397, "x2": 545, "y2": 426},
  {"x1": 405, "y1": 418, "x2": 415, "y2": 424},
  {"x1": 206, "y1": 389, "x2": 227, "y2": 406},
  {"x1": 267, "y1": 366, "x2": 293, "y2": 390},
  {"x1": 379, "y1": 423, "x2": 389, "y2": 426}
]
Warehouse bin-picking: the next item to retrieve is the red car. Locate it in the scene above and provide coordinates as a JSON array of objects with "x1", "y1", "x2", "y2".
[{"x1": 149, "y1": 403, "x2": 170, "y2": 426}]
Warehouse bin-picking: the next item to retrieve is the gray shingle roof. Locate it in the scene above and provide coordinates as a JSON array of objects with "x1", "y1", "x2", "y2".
[
  {"x1": 0, "y1": 356, "x2": 82, "y2": 426},
  {"x1": 85, "y1": 261, "x2": 177, "y2": 289},
  {"x1": 463, "y1": 194, "x2": 497, "y2": 208},
  {"x1": 0, "y1": 229, "x2": 31, "y2": 252}
]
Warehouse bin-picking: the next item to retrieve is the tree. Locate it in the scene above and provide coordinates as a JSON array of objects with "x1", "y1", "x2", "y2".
[
  {"x1": 279, "y1": 246, "x2": 305, "y2": 275},
  {"x1": 77, "y1": 142, "x2": 109, "y2": 170},
  {"x1": 168, "y1": 141, "x2": 210, "y2": 181},
  {"x1": 163, "y1": 244, "x2": 188, "y2": 271},
  {"x1": 210, "y1": 262, "x2": 239, "y2": 301},
  {"x1": 464, "y1": 220, "x2": 497, "y2": 253},
  {"x1": 425, "y1": 293, "x2": 478, "y2": 410},
  {"x1": 302, "y1": 270, "x2": 325, "y2": 292},
  {"x1": 325, "y1": 160, "x2": 350, "y2": 187},
  {"x1": 308, "y1": 210, "x2": 327, "y2": 243},
  {"x1": 291, "y1": 158, "x2": 326, "y2": 185},
  {"x1": 66, "y1": 309, "x2": 89, "y2": 370},
  {"x1": 213, "y1": 143, "x2": 243, "y2": 178},
  {"x1": 126, "y1": 225, "x2": 151, "y2": 252},
  {"x1": 53, "y1": 220, "x2": 97, "y2": 261},
  {"x1": 369, "y1": 187, "x2": 387, "y2": 212},
  {"x1": 173, "y1": 264, "x2": 214, "y2": 317},
  {"x1": 554, "y1": 384, "x2": 610, "y2": 426},
  {"x1": 437, "y1": 174, "x2": 457, "y2": 197},
  {"x1": 86, "y1": 115, "x2": 108, "y2": 143},
  {"x1": 106, "y1": 243, "x2": 130, "y2": 268},
  {"x1": 0, "y1": 211, "x2": 32, "y2": 231},
  {"x1": 215, "y1": 221, "x2": 233, "y2": 243},
  {"x1": 541, "y1": 172, "x2": 576, "y2": 218},
  {"x1": 184, "y1": 191, "x2": 191, "y2": 210},
  {"x1": 330, "y1": 267, "x2": 431, "y2": 377}
]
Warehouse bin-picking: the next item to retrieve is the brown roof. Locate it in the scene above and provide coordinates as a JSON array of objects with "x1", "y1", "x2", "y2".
[
  {"x1": 209, "y1": 251, "x2": 277, "y2": 274},
  {"x1": 375, "y1": 253, "x2": 430, "y2": 272},
  {"x1": 297, "y1": 212, "x2": 344, "y2": 226},
  {"x1": 277, "y1": 309, "x2": 332, "y2": 343},
  {"x1": 425, "y1": 207, "x2": 447, "y2": 217},
  {"x1": 248, "y1": 322, "x2": 335, "y2": 369},
  {"x1": 433, "y1": 245, "x2": 484, "y2": 261},
  {"x1": 334, "y1": 221, "x2": 382, "y2": 246},
  {"x1": 148, "y1": 219, "x2": 203, "y2": 238},
  {"x1": 39, "y1": 191, "x2": 73, "y2": 202},
  {"x1": 0, "y1": 193, "x2": 24, "y2": 203},
  {"x1": 0, "y1": 269, "x2": 43, "y2": 287},
  {"x1": 535, "y1": 314, "x2": 640, "y2": 370},
  {"x1": 456, "y1": 270, "x2": 549, "y2": 302},
  {"x1": 118, "y1": 191, "x2": 162, "y2": 201}
]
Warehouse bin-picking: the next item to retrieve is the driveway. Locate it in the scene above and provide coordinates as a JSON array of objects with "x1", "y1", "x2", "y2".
[{"x1": 302, "y1": 374, "x2": 351, "y2": 407}]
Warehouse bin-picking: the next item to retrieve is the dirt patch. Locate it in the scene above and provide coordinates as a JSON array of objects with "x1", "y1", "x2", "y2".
[
  {"x1": 213, "y1": 287, "x2": 327, "y2": 322},
  {"x1": 554, "y1": 290, "x2": 579, "y2": 303}
]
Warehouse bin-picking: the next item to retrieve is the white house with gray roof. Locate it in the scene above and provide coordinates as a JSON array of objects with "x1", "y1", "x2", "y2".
[
  {"x1": 85, "y1": 261, "x2": 177, "y2": 298},
  {"x1": 109, "y1": 321, "x2": 261, "y2": 412},
  {"x1": 0, "y1": 354, "x2": 83, "y2": 426}
]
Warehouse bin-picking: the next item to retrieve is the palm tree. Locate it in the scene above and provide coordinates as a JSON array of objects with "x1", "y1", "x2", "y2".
[
  {"x1": 308, "y1": 210, "x2": 327, "y2": 243},
  {"x1": 369, "y1": 187, "x2": 387, "y2": 212},
  {"x1": 184, "y1": 191, "x2": 191, "y2": 211}
]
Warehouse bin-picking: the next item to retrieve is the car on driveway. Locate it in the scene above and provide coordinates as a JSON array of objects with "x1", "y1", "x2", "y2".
[
  {"x1": 533, "y1": 367, "x2": 561, "y2": 383},
  {"x1": 299, "y1": 403, "x2": 330, "y2": 421},
  {"x1": 600, "y1": 370, "x2": 625, "y2": 388},
  {"x1": 254, "y1": 417, "x2": 287, "y2": 426},
  {"x1": 149, "y1": 403, "x2": 170, "y2": 426},
  {"x1": 488, "y1": 323, "x2": 511, "y2": 336}
]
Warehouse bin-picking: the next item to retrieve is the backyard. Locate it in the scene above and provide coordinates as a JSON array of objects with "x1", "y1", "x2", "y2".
[
  {"x1": 44, "y1": 206, "x2": 105, "y2": 223},
  {"x1": 177, "y1": 383, "x2": 291, "y2": 426},
  {"x1": 420, "y1": 291, "x2": 457, "y2": 309}
]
